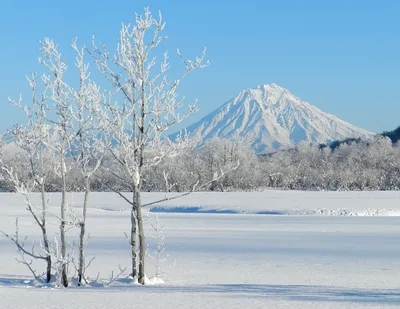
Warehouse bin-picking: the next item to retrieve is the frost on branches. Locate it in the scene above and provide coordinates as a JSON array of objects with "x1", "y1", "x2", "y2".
[
  {"x1": 1, "y1": 36, "x2": 108, "y2": 287},
  {"x1": 88, "y1": 8, "x2": 210, "y2": 284},
  {"x1": 0, "y1": 7, "x2": 229, "y2": 287}
]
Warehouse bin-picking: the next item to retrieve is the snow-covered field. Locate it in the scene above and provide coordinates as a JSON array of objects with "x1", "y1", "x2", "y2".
[{"x1": 1, "y1": 191, "x2": 400, "y2": 308}]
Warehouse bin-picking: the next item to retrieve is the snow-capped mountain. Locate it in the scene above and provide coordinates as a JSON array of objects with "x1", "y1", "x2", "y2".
[{"x1": 178, "y1": 84, "x2": 372, "y2": 152}]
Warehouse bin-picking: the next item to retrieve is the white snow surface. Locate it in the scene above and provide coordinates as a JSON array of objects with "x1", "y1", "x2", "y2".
[
  {"x1": 1, "y1": 191, "x2": 400, "y2": 309},
  {"x1": 178, "y1": 84, "x2": 372, "y2": 152}
]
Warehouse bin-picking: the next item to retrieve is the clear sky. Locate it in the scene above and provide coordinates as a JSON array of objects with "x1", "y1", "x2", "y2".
[{"x1": 0, "y1": 0, "x2": 399, "y2": 133}]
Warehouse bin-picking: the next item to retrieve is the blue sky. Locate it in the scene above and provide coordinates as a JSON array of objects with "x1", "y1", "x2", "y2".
[{"x1": 0, "y1": 0, "x2": 399, "y2": 133}]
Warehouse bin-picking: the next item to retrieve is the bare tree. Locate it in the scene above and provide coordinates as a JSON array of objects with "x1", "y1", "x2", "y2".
[
  {"x1": 38, "y1": 38, "x2": 72, "y2": 287},
  {"x1": 38, "y1": 38, "x2": 107, "y2": 287},
  {"x1": 67, "y1": 40, "x2": 108, "y2": 286},
  {"x1": 89, "y1": 8, "x2": 208, "y2": 284},
  {"x1": 148, "y1": 213, "x2": 174, "y2": 280},
  {"x1": 1, "y1": 73, "x2": 53, "y2": 283}
]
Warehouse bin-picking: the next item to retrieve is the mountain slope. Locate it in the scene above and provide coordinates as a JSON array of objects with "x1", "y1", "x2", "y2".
[{"x1": 179, "y1": 84, "x2": 372, "y2": 152}]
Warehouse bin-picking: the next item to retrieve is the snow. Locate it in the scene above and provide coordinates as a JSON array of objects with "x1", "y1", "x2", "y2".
[
  {"x1": 145, "y1": 190, "x2": 400, "y2": 216},
  {"x1": 174, "y1": 84, "x2": 372, "y2": 152},
  {"x1": 1, "y1": 191, "x2": 400, "y2": 308},
  {"x1": 145, "y1": 276, "x2": 165, "y2": 285}
]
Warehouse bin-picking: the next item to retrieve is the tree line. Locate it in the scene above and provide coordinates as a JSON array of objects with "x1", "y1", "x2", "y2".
[{"x1": 3, "y1": 132, "x2": 400, "y2": 194}]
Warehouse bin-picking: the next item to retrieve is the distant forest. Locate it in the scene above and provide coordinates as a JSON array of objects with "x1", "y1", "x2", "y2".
[
  {"x1": 323, "y1": 125, "x2": 400, "y2": 150},
  {"x1": 2, "y1": 126, "x2": 400, "y2": 192}
]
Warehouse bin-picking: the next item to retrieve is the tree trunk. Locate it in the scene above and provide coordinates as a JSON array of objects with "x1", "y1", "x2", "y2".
[
  {"x1": 60, "y1": 156, "x2": 68, "y2": 287},
  {"x1": 78, "y1": 176, "x2": 89, "y2": 286},
  {"x1": 41, "y1": 222, "x2": 52, "y2": 283},
  {"x1": 137, "y1": 48, "x2": 146, "y2": 286},
  {"x1": 130, "y1": 191, "x2": 138, "y2": 279},
  {"x1": 40, "y1": 181, "x2": 52, "y2": 283},
  {"x1": 41, "y1": 224, "x2": 52, "y2": 283},
  {"x1": 136, "y1": 187, "x2": 145, "y2": 285}
]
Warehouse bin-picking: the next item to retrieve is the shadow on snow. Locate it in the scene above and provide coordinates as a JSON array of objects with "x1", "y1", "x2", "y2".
[
  {"x1": 0, "y1": 275, "x2": 398, "y2": 305},
  {"x1": 149, "y1": 206, "x2": 284, "y2": 215},
  {"x1": 155, "y1": 284, "x2": 400, "y2": 304}
]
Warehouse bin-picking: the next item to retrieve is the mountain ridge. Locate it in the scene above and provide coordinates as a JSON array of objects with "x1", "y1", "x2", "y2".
[{"x1": 175, "y1": 84, "x2": 372, "y2": 152}]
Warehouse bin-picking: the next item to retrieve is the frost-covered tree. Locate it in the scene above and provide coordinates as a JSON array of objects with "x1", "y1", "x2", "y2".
[
  {"x1": 39, "y1": 38, "x2": 107, "y2": 287},
  {"x1": 38, "y1": 38, "x2": 73, "y2": 287},
  {"x1": 2, "y1": 37, "x2": 107, "y2": 287},
  {"x1": 0, "y1": 74, "x2": 53, "y2": 283},
  {"x1": 66, "y1": 40, "x2": 108, "y2": 286},
  {"x1": 89, "y1": 8, "x2": 208, "y2": 284}
]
